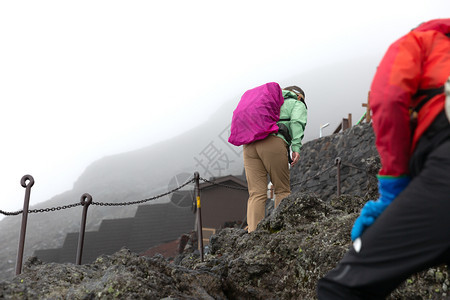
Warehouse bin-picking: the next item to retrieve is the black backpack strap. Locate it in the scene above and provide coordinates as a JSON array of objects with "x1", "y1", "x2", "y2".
[
  {"x1": 277, "y1": 123, "x2": 292, "y2": 144},
  {"x1": 413, "y1": 85, "x2": 445, "y2": 113}
]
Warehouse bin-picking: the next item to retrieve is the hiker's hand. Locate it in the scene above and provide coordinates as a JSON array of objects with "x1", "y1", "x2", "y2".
[
  {"x1": 351, "y1": 176, "x2": 410, "y2": 241},
  {"x1": 290, "y1": 152, "x2": 300, "y2": 167},
  {"x1": 351, "y1": 200, "x2": 389, "y2": 241}
]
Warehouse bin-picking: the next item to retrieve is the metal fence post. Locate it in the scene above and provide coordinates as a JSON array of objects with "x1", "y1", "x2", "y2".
[
  {"x1": 335, "y1": 157, "x2": 341, "y2": 197},
  {"x1": 15, "y1": 175, "x2": 34, "y2": 275},
  {"x1": 194, "y1": 172, "x2": 204, "y2": 261},
  {"x1": 76, "y1": 193, "x2": 92, "y2": 265}
]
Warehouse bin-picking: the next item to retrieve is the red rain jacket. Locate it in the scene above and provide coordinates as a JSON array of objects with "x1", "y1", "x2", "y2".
[{"x1": 370, "y1": 18, "x2": 450, "y2": 176}]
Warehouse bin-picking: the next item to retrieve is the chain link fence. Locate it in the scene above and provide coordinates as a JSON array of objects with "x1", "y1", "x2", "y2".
[
  {"x1": 1, "y1": 159, "x2": 372, "y2": 217},
  {"x1": 2, "y1": 158, "x2": 373, "y2": 275}
]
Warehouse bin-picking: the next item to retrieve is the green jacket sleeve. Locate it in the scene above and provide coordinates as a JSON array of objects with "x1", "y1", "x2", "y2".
[{"x1": 288, "y1": 100, "x2": 307, "y2": 153}]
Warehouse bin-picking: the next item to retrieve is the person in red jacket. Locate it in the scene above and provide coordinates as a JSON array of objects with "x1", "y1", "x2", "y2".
[{"x1": 317, "y1": 18, "x2": 450, "y2": 298}]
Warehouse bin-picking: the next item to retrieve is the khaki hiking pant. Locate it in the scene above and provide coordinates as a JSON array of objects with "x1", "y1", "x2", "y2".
[{"x1": 243, "y1": 135, "x2": 290, "y2": 232}]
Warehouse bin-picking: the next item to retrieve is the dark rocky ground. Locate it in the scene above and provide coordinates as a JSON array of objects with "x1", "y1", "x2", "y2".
[
  {"x1": 1, "y1": 192, "x2": 448, "y2": 299},
  {"x1": 1, "y1": 123, "x2": 448, "y2": 299}
]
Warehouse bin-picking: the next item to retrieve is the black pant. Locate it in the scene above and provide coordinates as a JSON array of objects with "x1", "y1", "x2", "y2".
[{"x1": 317, "y1": 115, "x2": 450, "y2": 299}]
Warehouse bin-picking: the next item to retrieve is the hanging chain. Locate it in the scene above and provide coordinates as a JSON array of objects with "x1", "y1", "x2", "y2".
[
  {"x1": 1, "y1": 159, "x2": 374, "y2": 216},
  {"x1": 291, "y1": 164, "x2": 335, "y2": 188},
  {"x1": 91, "y1": 178, "x2": 195, "y2": 207},
  {"x1": 0, "y1": 179, "x2": 195, "y2": 215}
]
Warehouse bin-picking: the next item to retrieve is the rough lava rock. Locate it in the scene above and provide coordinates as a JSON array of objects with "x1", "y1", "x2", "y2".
[
  {"x1": 0, "y1": 249, "x2": 226, "y2": 299},
  {"x1": 1, "y1": 192, "x2": 448, "y2": 299}
]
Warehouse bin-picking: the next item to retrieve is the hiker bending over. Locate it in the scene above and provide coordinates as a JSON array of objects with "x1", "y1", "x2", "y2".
[
  {"x1": 318, "y1": 18, "x2": 450, "y2": 299},
  {"x1": 228, "y1": 83, "x2": 307, "y2": 232}
]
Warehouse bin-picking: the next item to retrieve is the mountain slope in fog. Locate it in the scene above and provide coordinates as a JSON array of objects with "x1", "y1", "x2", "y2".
[{"x1": 0, "y1": 55, "x2": 378, "y2": 281}]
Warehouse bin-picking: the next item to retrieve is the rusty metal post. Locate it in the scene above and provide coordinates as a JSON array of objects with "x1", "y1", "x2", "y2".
[
  {"x1": 335, "y1": 157, "x2": 342, "y2": 197},
  {"x1": 76, "y1": 193, "x2": 92, "y2": 265},
  {"x1": 194, "y1": 172, "x2": 204, "y2": 261},
  {"x1": 15, "y1": 175, "x2": 34, "y2": 275},
  {"x1": 362, "y1": 91, "x2": 371, "y2": 123},
  {"x1": 342, "y1": 118, "x2": 349, "y2": 131}
]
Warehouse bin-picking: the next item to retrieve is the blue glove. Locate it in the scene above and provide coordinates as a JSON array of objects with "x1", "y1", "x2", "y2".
[{"x1": 351, "y1": 176, "x2": 410, "y2": 241}]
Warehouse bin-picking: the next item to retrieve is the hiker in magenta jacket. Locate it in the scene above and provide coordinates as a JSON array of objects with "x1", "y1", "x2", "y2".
[
  {"x1": 317, "y1": 18, "x2": 450, "y2": 299},
  {"x1": 244, "y1": 87, "x2": 307, "y2": 232}
]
